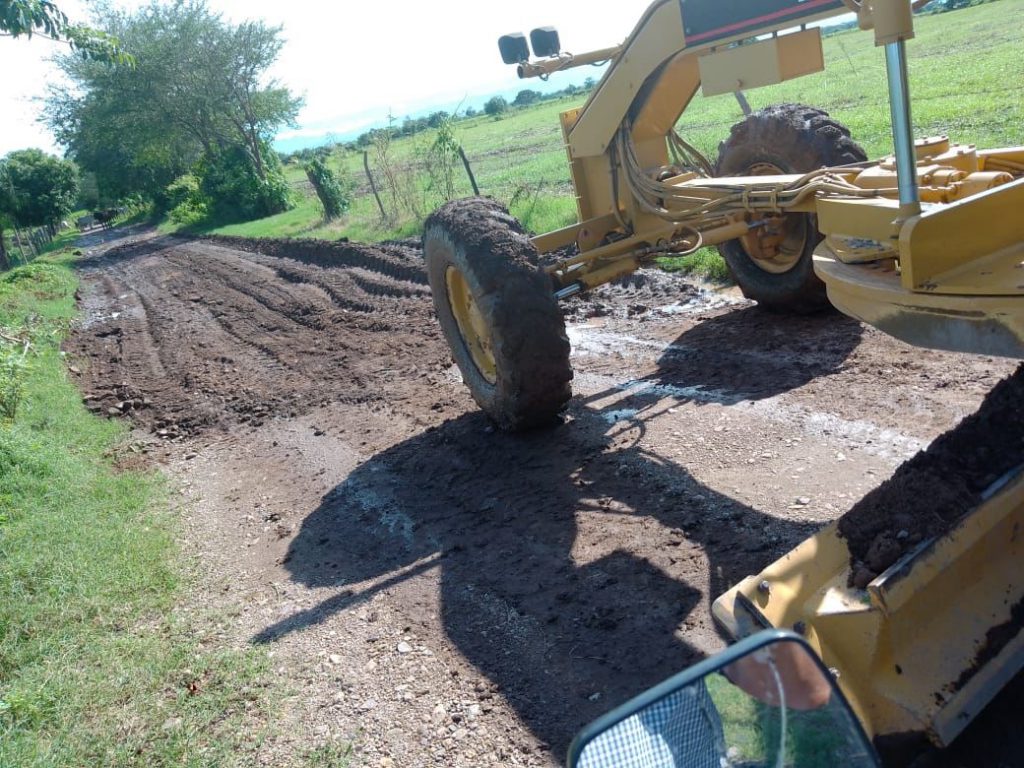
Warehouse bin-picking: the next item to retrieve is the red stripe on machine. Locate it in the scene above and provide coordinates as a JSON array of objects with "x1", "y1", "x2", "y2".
[{"x1": 686, "y1": 0, "x2": 840, "y2": 44}]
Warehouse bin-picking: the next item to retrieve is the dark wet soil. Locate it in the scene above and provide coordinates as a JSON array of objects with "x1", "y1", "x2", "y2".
[
  {"x1": 68, "y1": 234, "x2": 445, "y2": 439},
  {"x1": 839, "y1": 365, "x2": 1024, "y2": 587}
]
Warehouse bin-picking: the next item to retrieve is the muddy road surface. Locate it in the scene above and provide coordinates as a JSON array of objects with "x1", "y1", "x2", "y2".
[{"x1": 67, "y1": 230, "x2": 1018, "y2": 767}]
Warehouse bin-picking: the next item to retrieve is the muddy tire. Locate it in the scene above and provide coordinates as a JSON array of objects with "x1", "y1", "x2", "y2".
[
  {"x1": 423, "y1": 197, "x2": 572, "y2": 430},
  {"x1": 716, "y1": 103, "x2": 867, "y2": 313}
]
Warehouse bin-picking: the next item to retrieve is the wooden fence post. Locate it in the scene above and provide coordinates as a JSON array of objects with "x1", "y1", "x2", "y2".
[
  {"x1": 13, "y1": 225, "x2": 34, "y2": 262},
  {"x1": 0, "y1": 227, "x2": 9, "y2": 271},
  {"x1": 734, "y1": 90, "x2": 752, "y2": 117},
  {"x1": 363, "y1": 151, "x2": 387, "y2": 221},
  {"x1": 457, "y1": 146, "x2": 480, "y2": 196}
]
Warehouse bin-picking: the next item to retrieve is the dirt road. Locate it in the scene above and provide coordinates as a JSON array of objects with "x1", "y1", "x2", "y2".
[{"x1": 67, "y1": 230, "x2": 1018, "y2": 767}]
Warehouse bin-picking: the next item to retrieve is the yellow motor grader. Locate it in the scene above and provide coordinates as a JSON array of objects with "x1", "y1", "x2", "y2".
[{"x1": 421, "y1": 0, "x2": 1022, "y2": 763}]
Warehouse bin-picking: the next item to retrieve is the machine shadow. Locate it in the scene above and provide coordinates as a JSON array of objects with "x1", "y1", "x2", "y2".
[
  {"x1": 648, "y1": 304, "x2": 864, "y2": 401},
  {"x1": 255, "y1": 407, "x2": 822, "y2": 755}
]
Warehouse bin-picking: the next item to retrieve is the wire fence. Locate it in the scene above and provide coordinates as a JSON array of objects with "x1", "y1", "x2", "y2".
[{"x1": 1, "y1": 223, "x2": 59, "y2": 268}]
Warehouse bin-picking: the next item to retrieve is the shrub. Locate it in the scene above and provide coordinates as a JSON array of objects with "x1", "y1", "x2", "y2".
[
  {"x1": 304, "y1": 158, "x2": 350, "y2": 220},
  {"x1": 424, "y1": 117, "x2": 461, "y2": 202},
  {"x1": 198, "y1": 144, "x2": 292, "y2": 222},
  {"x1": 164, "y1": 174, "x2": 209, "y2": 226},
  {"x1": 0, "y1": 343, "x2": 29, "y2": 420},
  {"x1": 484, "y1": 96, "x2": 508, "y2": 117}
]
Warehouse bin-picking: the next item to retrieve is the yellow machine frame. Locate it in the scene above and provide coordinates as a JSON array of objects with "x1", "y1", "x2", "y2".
[
  {"x1": 518, "y1": 0, "x2": 1023, "y2": 357},
  {"x1": 713, "y1": 472, "x2": 1024, "y2": 748},
  {"x1": 499, "y1": 0, "x2": 1024, "y2": 751}
]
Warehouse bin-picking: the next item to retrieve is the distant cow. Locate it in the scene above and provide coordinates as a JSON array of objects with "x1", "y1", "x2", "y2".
[
  {"x1": 76, "y1": 215, "x2": 96, "y2": 232},
  {"x1": 92, "y1": 209, "x2": 119, "y2": 229}
]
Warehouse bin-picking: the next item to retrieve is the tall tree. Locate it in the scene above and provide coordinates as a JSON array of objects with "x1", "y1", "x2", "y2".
[
  {"x1": 45, "y1": 1, "x2": 301, "y2": 209},
  {"x1": 1, "y1": 149, "x2": 79, "y2": 228},
  {"x1": 484, "y1": 96, "x2": 508, "y2": 117}
]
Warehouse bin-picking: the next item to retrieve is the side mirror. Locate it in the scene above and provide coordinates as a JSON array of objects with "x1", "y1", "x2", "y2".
[
  {"x1": 498, "y1": 32, "x2": 530, "y2": 65},
  {"x1": 568, "y1": 630, "x2": 879, "y2": 768},
  {"x1": 530, "y1": 26, "x2": 561, "y2": 58}
]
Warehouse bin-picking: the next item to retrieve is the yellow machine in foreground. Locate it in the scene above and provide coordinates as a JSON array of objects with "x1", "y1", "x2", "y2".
[{"x1": 422, "y1": 0, "x2": 1022, "y2": 761}]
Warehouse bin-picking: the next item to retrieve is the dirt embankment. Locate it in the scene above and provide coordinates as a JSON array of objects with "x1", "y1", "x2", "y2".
[{"x1": 200, "y1": 234, "x2": 428, "y2": 285}]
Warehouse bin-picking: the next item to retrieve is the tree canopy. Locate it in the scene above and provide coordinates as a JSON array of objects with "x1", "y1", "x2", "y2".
[
  {"x1": 512, "y1": 89, "x2": 541, "y2": 107},
  {"x1": 0, "y1": 149, "x2": 79, "y2": 228},
  {"x1": 45, "y1": 0, "x2": 301, "y2": 218},
  {"x1": 484, "y1": 96, "x2": 508, "y2": 117}
]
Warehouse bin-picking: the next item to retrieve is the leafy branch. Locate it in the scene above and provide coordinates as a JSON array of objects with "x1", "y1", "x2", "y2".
[{"x1": 0, "y1": 0, "x2": 133, "y2": 65}]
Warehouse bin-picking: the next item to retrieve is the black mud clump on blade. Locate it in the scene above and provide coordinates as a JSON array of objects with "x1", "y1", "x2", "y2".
[{"x1": 838, "y1": 364, "x2": 1024, "y2": 588}]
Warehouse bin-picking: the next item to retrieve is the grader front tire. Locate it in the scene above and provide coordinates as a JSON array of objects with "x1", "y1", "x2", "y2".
[
  {"x1": 716, "y1": 103, "x2": 867, "y2": 313},
  {"x1": 423, "y1": 198, "x2": 572, "y2": 431}
]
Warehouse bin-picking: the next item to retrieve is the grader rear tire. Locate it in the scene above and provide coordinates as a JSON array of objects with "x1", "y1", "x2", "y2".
[
  {"x1": 716, "y1": 103, "x2": 867, "y2": 313},
  {"x1": 423, "y1": 197, "x2": 572, "y2": 431}
]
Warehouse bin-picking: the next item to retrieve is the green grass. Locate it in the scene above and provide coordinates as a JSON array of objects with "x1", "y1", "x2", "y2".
[
  {"x1": 0, "y1": 255, "x2": 274, "y2": 766},
  {"x1": 166, "y1": 1, "x2": 1024, "y2": 264},
  {"x1": 2, "y1": 213, "x2": 88, "y2": 267},
  {"x1": 658, "y1": 248, "x2": 734, "y2": 283},
  {"x1": 305, "y1": 742, "x2": 353, "y2": 767},
  {"x1": 707, "y1": 674, "x2": 852, "y2": 767},
  {"x1": 35, "y1": 215, "x2": 90, "y2": 258}
]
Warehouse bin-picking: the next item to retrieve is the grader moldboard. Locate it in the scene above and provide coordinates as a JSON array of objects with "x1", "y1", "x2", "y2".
[{"x1": 421, "y1": 0, "x2": 1023, "y2": 764}]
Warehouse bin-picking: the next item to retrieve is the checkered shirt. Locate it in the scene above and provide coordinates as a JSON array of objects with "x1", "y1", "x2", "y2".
[{"x1": 576, "y1": 680, "x2": 727, "y2": 768}]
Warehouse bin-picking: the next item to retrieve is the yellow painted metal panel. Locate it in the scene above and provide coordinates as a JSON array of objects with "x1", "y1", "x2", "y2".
[
  {"x1": 979, "y1": 146, "x2": 1024, "y2": 175},
  {"x1": 568, "y1": 0, "x2": 854, "y2": 160},
  {"x1": 814, "y1": 248, "x2": 1024, "y2": 358},
  {"x1": 714, "y1": 473, "x2": 1024, "y2": 747},
  {"x1": 698, "y1": 29, "x2": 825, "y2": 97},
  {"x1": 631, "y1": 53, "x2": 701, "y2": 143},
  {"x1": 569, "y1": 1, "x2": 686, "y2": 158},
  {"x1": 817, "y1": 197, "x2": 904, "y2": 243},
  {"x1": 900, "y1": 177, "x2": 1024, "y2": 291},
  {"x1": 531, "y1": 213, "x2": 622, "y2": 256}
]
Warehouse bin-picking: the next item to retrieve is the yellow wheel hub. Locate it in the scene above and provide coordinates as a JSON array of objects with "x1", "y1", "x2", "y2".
[
  {"x1": 445, "y1": 266, "x2": 497, "y2": 384},
  {"x1": 740, "y1": 162, "x2": 809, "y2": 275}
]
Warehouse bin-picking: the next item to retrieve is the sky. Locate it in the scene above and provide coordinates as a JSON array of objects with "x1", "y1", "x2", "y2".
[{"x1": 0, "y1": 0, "x2": 655, "y2": 157}]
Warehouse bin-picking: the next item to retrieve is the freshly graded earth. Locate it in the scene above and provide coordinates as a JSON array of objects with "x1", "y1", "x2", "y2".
[
  {"x1": 839, "y1": 365, "x2": 1024, "y2": 587},
  {"x1": 66, "y1": 229, "x2": 1020, "y2": 767}
]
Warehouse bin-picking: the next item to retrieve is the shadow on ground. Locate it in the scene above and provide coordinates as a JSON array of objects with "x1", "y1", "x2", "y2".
[
  {"x1": 255, "y1": 406, "x2": 822, "y2": 757},
  {"x1": 251, "y1": 304, "x2": 866, "y2": 755},
  {"x1": 651, "y1": 304, "x2": 864, "y2": 401}
]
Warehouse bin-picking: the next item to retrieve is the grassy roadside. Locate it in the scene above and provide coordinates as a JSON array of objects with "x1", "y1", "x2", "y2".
[{"x1": 0, "y1": 255, "x2": 274, "y2": 766}]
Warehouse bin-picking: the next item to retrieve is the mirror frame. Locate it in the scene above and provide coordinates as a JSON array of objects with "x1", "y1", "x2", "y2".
[{"x1": 566, "y1": 628, "x2": 879, "y2": 768}]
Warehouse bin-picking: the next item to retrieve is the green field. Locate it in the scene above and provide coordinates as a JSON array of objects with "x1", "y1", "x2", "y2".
[{"x1": 187, "y1": 0, "x2": 1024, "y2": 255}]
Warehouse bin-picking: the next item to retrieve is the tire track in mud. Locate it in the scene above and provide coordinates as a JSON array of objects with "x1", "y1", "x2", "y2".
[
  {"x1": 80, "y1": 273, "x2": 211, "y2": 434},
  {"x1": 69, "y1": 232, "x2": 1013, "y2": 449},
  {"x1": 200, "y1": 234, "x2": 429, "y2": 285},
  {"x1": 127, "y1": 270, "x2": 294, "y2": 434},
  {"x1": 68, "y1": 234, "x2": 451, "y2": 437}
]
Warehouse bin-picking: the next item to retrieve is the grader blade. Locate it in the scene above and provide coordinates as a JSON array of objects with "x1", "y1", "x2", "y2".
[
  {"x1": 713, "y1": 367, "x2": 1024, "y2": 758},
  {"x1": 814, "y1": 175, "x2": 1024, "y2": 360}
]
